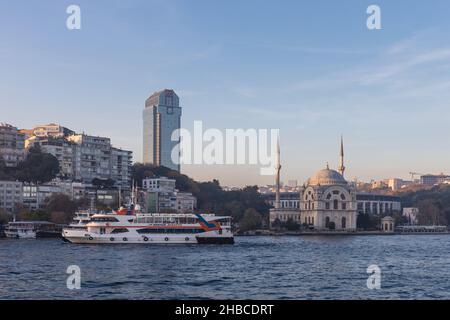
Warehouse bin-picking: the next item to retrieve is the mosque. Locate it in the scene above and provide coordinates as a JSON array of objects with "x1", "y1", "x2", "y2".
[{"x1": 270, "y1": 136, "x2": 357, "y2": 231}]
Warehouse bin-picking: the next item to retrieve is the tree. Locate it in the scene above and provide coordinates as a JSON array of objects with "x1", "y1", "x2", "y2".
[
  {"x1": 284, "y1": 218, "x2": 300, "y2": 231},
  {"x1": 15, "y1": 146, "x2": 60, "y2": 183},
  {"x1": 45, "y1": 194, "x2": 77, "y2": 224},
  {"x1": 417, "y1": 199, "x2": 447, "y2": 225},
  {"x1": 357, "y1": 213, "x2": 379, "y2": 230},
  {"x1": 239, "y1": 208, "x2": 262, "y2": 232},
  {"x1": 0, "y1": 209, "x2": 12, "y2": 225},
  {"x1": 17, "y1": 209, "x2": 50, "y2": 221}
]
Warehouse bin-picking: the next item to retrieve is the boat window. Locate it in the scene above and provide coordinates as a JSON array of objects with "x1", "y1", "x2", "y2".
[
  {"x1": 91, "y1": 217, "x2": 119, "y2": 222},
  {"x1": 111, "y1": 228, "x2": 129, "y2": 234}
]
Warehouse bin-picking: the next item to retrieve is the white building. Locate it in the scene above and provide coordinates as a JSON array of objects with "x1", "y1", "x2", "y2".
[
  {"x1": 22, "y1": 183, "x2": 63, "y2": 210},
  {"x1": 31, "y1": 124, "x2": 74, "y2": 139},
  {"x1": 67, "y1": 134, "x2": 132, "y2": 187},
  {"x1": 356, "y1": 194, "x2": 402, "y2": 215},
  {"x1": 0, "y1": 123, "x2": 26, "y2": 167},
  {"x1": 143, "y1": 89, "x2": 182, "y2": 171},
  {"x1": 381, "y1": 216, "x2": 395, "y2": 233},
  {"x1": 403, "y1": 207, "x2": 419, "y2": 225},
  {"x1": 0, "y1": 181, "x2": 23, "y2": 213},
  {"x1": 142, "y1": 177, "x2": 176, "y2": 192},
  {"x1": 175, "y1": 192, "x2": 197, "y2": 213},
  {"x1": 142, "y1": 177, "x2": 197, "y2": 213},
  {"x1": 300, "y1": 165, "x2": 357, "y2": 231}
]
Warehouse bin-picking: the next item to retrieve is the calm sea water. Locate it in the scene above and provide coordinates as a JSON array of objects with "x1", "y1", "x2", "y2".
[{"x1": 0, "y1": 235, "x2": 449, "y2": 300}]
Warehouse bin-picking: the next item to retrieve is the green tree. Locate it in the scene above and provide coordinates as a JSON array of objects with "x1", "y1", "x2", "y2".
[
  {"x1": 0, "y1": 209, "x2": 12, "y2": 224},
  {"x1": 17, "y1": 209, "x2": 50, "y2": 221},
  {"x1": 15, "y1": 146, "x2": 60, "y2": 183},
  {"x1": 45, "y1": 193, "x2": 77, "y2": 224},
  {"x1": 239, "y1": 208, "x2": 262, "y2": 232},
  {"x1": 284, "y1": 218, "x2": 300, "y2": 231}
]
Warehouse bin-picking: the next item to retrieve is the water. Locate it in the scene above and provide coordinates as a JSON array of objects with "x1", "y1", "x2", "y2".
[{"x1": 0, "y1": 235, "x2": 449, "y2": 300}]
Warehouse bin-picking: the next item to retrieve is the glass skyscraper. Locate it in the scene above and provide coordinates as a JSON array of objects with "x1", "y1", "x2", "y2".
[{"x1": 143, "y1": 89, "x2": 182, "y2": 172}]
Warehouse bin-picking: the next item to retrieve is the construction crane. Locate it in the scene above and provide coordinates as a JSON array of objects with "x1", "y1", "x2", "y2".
[{"x1": 409, "y1": 172, "x2": 425, "y2": 181}]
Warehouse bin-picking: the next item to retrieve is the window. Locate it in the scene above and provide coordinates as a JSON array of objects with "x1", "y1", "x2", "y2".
[
  {"x1": 111, "y1": 228, "x2": 129, "y2": 234},
  {"x1": 325, "y1": 217, "x2": 330, "y2": 228},
  {"x1": 340, "y1": 194, "x2": 346, "y2": 200},
  {"x1": 325, "y1": 202, "x2": 330, "y2": 210},
  {"x1": 342, "y1": 217, "x2": 346, "y2": 229},
  {"x1": 333, "y1": 199, "x2": 338, "y2": 210},
  {"x1": 342, "y1": 203, "x2": 346, "y2": 210}
]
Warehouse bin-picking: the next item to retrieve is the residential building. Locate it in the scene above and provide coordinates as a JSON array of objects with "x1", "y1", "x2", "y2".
[
  {"x1": 27, "y1": 137, "x2": 76, "y2": 178},
  {"x1": 144, "y1": 191, "x2": 177, "y2": 213},
  {"x1": 420, "y1": 174, "x2": 450, "y2": 186},
  {"x1": 176, "y1": 192, "x2": 197, "y2": 213},
  {"x1": 68, "y1": 134, "x2": 132, "y2": 187},
  {"x1": 356, "y1": 194, "x2": 401, "y2": 215},
  {"x1": 22, "y1": 183, "x2": 62, "y2": 210},
  {"x1": 31, "y1": 124, "x2": 74, "y2": 139},
  {"x1": 0, "y1": 123, "x2": 25, "y2": 167},
  {"x1": 141, "y1": 177, "x2": 197, "y2": 213},
  {"x1": 142, "y1": 176, "x2": 176, "y2": 192},
  {"x1": 0, "y1": 181, "x2": 23, "y2": 213},
  {"x1": 143, "y1": 89, "x2": 182, "y2": 171}
]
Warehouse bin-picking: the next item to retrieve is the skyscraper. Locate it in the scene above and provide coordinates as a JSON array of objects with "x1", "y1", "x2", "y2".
[{"x1": 143, "y1": 89, "x2": 182, "y2": 172}]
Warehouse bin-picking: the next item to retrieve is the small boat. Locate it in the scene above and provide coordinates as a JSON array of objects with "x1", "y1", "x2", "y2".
[
  {"x1": 5, "y1": 221, "x2": 62, "y2": 239},
  {"x1": 62, "y1": 212, "x2": 234, "y2": 244}
]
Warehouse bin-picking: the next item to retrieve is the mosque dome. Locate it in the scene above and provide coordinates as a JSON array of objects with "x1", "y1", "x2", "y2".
[{"x1": 308, "y1": 167, "x2": 347, "y2": 186}]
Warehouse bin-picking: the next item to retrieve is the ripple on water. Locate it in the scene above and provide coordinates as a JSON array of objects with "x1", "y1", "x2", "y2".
[{"x1": 1, "y1": 236, "x2": 450, "y2": 299}]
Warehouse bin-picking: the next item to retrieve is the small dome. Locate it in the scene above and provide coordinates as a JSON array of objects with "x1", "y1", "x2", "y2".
[{"x1": 308, "y1": 168, "x2": 347, "y2": 186}]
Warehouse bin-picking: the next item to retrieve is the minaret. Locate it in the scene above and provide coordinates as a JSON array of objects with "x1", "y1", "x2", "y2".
[
  {"x1": 338, "y1": 135, "x2": 345, "y2": 177},
  {"x1": 275, "y1": 136, "x2": 281, "y2": 209}
]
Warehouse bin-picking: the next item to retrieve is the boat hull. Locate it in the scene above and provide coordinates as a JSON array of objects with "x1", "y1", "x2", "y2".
[{"x1": 62, "y1": 229, "x2": 234, "y2": 245}]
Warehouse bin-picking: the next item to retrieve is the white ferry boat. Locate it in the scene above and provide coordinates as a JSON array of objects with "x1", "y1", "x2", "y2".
[
  {"x1": 5, "y1": 221, "x2": 60, "y2": 239},
  {"x1": 67, "y1": 210, "x2": 97, "y2": 230},
  {"x1": 62, "y1": 212, "x2": 234, "y2": 244}
]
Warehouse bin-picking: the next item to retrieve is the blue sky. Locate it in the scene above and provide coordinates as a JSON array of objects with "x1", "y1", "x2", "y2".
[{"x1": 1, "y1": 0, "x2": 450, "y2": 186}]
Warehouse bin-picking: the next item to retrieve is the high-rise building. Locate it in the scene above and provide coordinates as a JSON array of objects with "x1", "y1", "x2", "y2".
[
  {"x1": 143, "y1": 89, "x2": 182, "y2": 172},
  {"x1": 0, "y1": 123, "x2": 26, "y2": 167}
]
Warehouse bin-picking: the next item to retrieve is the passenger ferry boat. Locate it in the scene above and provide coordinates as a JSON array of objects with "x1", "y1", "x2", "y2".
[
  {"x1": 62, "y1": 212, "x2": 234, "y2": 244},
  {"x1": 5, "y1": 221, "x2": 61, "y2": 239},
  {"x1": 67, "y1": 210, "x2": 96, "y2": 230}
]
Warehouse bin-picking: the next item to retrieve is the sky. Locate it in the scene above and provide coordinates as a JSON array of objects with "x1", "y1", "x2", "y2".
[{"x1": 1, "y1": 0, "x2": 450, "y2": 187}]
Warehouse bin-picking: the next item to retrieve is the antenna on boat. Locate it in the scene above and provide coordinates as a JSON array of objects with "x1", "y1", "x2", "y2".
[{"x1": 118, "y1": 185, "x2": 122, "y2": 209}]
